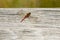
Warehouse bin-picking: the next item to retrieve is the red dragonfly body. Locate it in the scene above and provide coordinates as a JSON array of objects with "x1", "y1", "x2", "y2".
[{"x1": 21, "y1": 12, "x2": 31, "y2": 22}]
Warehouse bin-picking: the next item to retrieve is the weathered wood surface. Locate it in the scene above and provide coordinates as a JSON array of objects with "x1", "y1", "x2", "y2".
[{"x1": 0, "y1": 8, "x2": 60, "y2": 40}]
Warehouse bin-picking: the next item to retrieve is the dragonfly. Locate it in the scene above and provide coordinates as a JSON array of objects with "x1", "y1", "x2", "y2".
[
  {"x1": 18, "y1": 10, "x2": 39, "y2": 23},
  {"x1": 20, "y1": 12, "x2": 31, "y2": 22}
]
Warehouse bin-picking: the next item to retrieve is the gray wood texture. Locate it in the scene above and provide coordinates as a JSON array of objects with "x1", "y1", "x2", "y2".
[{"x1": 0, "y1": 8, "x2": 60, "y2": 40}]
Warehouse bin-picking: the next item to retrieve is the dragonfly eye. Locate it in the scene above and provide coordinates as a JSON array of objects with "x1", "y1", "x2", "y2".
[{"x1": 28, "y1": 12, "x2": 31, "y2": 14}]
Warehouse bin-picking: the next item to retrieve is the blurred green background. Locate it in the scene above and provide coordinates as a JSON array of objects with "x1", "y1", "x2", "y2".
[{"x1": 0, "y1": 0, "x2": 60, "y2": 8}]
